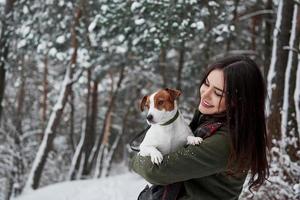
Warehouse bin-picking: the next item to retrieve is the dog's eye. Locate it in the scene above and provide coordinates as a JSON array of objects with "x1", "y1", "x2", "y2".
[{"x1": 157, "y1": 100, "x2": 164, "y2": 105}]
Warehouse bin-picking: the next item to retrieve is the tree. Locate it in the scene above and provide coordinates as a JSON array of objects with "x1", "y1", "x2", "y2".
[
  {"x1": 0, "y1": 0, "x2": 15, "y2": 121},
  {"x1": 267, "y1": 0, "x2": 294, "y2": 141}
]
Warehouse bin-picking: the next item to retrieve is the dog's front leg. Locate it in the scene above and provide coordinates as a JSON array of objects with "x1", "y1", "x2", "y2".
[{"x1": 139, "y1": 146, "x2": 163, "y2": 165}]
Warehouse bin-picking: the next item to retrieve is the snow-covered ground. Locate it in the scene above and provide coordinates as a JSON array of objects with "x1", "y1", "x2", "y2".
[{"x1": 16, "y1": 173, "x2": 148, "y2": 200}]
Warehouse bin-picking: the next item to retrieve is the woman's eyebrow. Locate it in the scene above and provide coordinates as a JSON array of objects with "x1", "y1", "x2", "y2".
[{"x1": 206, "y1": 78, "x2": 224, "y2": 92}]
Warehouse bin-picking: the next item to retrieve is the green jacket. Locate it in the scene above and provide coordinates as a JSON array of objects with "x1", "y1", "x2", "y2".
[{"x1": 131, "y1": 127, "x2": 247, "y2": 200}]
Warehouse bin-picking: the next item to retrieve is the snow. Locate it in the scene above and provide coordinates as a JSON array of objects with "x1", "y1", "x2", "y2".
[
  {"x1": 88, "y1": 16, "x2": 98, "y2": 32},
  {"x1": 58, "y1": 0, "x2": 64, "y2": 7},
  {"x1": 77, "y1": 48, "x2": 91, "y2": 68},
  {"x1": 17, "y1": 40, "x2": 27, "y2": 49},
  {"x1": 16, "y1": 173, "x2": 147, "y2": 200},
  {"x1": 131, "y1": 2, "x2": 142, "y2": 11},
  {"x1": 56, "y1": 35, "x2": 66, "y2": 44},
  {"x1": 19, "y1": 25, "x2": 30, "y2": 37},
  {"x1": 118, "y1": 35, "x2": 125, "y2": 42},
  {"x1": 216, "y1": 36, "x2": 224, "y2": 42},
  {"x1": 293, "y1": 183, "x2": 300, "y2": 194},
  {"x1": 101, "y1": 5, "x2": 109, "y2": 13},
  {"x1": 190, "y1": 21, "x2": 204, "y2": 30},
  {"x1": 49, "y1": 47, "x2": 57, "y2": 56},
  {"x1": 154, "y1": 39, "x2": 160, "y2": 45},
  {"x1": 188, "y1": 0, "x2": 197, "y2": 4},
  {"x1": 23, "y1": 6, "x2": 29, "y2": 14},
  {"x1": 208, "y1": 1, "x2": 219, "y2": 7},
  {"x1": 135, "y1": 18, "x2": 145, "y2": 25},
  {"x1": 116, "y1": 46, "x2": 127, "y2": 54},
  {"x1": 150, "y1": 27, "x2": 156, "y2": 32}
]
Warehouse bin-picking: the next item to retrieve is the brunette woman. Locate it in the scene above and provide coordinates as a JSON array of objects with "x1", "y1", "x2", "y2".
[{"x1": 132, "y1": 55, "x2": 269, "y2": 200}]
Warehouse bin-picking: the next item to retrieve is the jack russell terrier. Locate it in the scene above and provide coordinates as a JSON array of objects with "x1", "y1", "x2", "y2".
[{"x1": 139, "y1": 88, "x2": 203, "y2": 164}]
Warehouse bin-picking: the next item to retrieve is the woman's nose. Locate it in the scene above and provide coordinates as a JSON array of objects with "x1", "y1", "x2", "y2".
[{"x1": 202, "y1": 87, "x2": 213, "y2": 99}]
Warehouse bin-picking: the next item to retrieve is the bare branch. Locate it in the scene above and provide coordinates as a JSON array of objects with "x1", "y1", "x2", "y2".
[
  {"x1": 210, "y1": 50, "x2": 258, "y2": 61},
  {"x1": 239, "y1": 10, "x2": 274, "y2": 21},
  {"x1": 283, "y1": 46, "x2": 299, "y2": 53}
]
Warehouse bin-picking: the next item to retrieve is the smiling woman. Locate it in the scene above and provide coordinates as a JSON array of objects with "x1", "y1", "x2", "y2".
[{"x1": 132, "y1": 55, "x2": 269, "y2": 200}]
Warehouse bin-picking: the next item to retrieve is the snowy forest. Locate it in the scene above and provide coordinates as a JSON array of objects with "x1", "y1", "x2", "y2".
[{"x1": 0, "y1": 0, "x2": 299, "y2": 199}]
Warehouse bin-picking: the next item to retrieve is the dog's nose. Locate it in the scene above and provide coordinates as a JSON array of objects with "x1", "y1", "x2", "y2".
[{"x1": 147, "y1": 114, "x2": 153, "y2": 121}]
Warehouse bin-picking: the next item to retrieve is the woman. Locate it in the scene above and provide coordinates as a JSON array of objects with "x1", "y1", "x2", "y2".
[{"x1": 131, "y1": 55, "x2": 269, "y2": 200}]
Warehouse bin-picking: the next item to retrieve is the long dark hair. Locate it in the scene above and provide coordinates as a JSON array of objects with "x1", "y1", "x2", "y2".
[{"x1": 199, "y1": 55, "x2": 269, "y2": 191}]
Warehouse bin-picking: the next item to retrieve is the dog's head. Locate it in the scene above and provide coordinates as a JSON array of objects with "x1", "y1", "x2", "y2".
[{"x1": 140, "y1": 88, "x2": 181, "y2": 125}]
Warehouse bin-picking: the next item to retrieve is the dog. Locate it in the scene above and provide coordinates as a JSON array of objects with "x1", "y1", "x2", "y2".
[{"x1": 139, "y1": 88, "x2": 203, "y2": 164}]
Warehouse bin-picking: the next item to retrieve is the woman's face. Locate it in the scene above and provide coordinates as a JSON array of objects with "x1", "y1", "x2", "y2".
[{"x1": 198, "y1": 69, "x2": 226, "y2": 114}]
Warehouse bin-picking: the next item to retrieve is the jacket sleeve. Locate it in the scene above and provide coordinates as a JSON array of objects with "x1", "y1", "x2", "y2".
[{"x1": 131, "y1": 131, "x2": 230, "y2": 185}]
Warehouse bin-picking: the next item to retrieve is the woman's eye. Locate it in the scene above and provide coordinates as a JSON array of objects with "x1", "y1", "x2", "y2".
[
  {"x1": 215, "y1": 92, "x2": 223, "y2": 97},
  {"x1": 204, "y1": 80, "x2": 209, "y2": 86}
]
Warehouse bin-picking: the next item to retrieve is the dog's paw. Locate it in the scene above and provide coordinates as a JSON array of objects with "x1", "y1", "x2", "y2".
[
  {"x1": 150, "y1": 151, "x2": 163, "y2": 165},
  {"x1": 187, "y1": 136, "x2": 203, "y2": 145}
]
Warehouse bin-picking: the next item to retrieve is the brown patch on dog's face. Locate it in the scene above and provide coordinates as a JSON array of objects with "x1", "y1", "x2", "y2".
[
  {"x1": 140, "y1": 95, "x2": 150, "y2": 111},
  {"x1": 153, "y1": 89, "x2": 181, "y2": 111}
]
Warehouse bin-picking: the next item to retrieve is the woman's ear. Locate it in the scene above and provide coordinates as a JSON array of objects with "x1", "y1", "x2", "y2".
[{"x1": 140, "y1": 95, "x2": 148, "y2": 112}]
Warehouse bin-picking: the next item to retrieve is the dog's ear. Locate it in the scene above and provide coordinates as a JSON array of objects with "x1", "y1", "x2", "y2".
[
  {"x1": 140, "y1": 95, "x2": 148, "y2": 112},
  {"x1": 165, "y1": 88, "x2": 181, "y2": 100}
]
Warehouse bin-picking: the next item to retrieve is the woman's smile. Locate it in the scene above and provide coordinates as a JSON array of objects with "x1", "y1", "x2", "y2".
[{"x1": 201, "y1": 99, "x2": 214, "y2": 108}]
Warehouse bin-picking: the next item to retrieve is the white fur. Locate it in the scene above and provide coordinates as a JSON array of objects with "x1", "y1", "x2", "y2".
[{"x1": 139, "y1": 95, "x2": 203, "y2": 165}]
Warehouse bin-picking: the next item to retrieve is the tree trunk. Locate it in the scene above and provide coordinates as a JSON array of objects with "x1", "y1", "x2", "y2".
[
  {"x1": 176, "y1": 41, "x2": 185, "y2": 91},
  {"x1": 101, "y1": 132, "x2": 121, "y2": 178},
  {"x1": 41, "y1": 54, "x2": 48, "y2": 134},
  {"x1": 4, "y1": 177, "x2": 13, "y2": 200},
  {"x1": 263, "y1": 0, "x2": 273, "y2": 79},
  {"x1": 267, "y1": 0, "x2": 294, "y2": 141},
  {"x1": 294, "y1": 43, "x2": 300, "y2": 156},
  {"x1": 69, "y1": 87, "x2": 75, "y2": 152},
  {"x1": 89, "y1": 80, "x2": 99, "y2": 147},
  {"x1": 159, "y1": 47, "x2": 167, "y2": 87},
  {"x1": 225, "y1": 0, "x2": 240, "y2": 52},
  {"x1": 15, "y1": 55, "x2": 26, "y2": 134},
  {"x1": 0, "y1": 0, "x2": 16, "y2": 121},
  {"x1": 82, "y1": 79, "x2": 99, "y2": 176},
  {"x1": 283, "y1": 4, "x2": 300, "y2": 162},
  {"x1": 82, "y1": 68, "x2": 94, "y2": 177}
]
